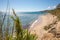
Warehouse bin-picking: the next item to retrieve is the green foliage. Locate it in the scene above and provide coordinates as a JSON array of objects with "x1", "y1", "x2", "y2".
[
  {"x1": 0, "y1": 9, "x2": 37, "y2": 40},
  {"x1": 11, "y1": 9, "x2": 37, "y2": 40}
]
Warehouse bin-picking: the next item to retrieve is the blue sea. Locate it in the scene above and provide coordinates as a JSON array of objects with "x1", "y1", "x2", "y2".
[
  {"x1": 0, "y1": 11, "x2": 47, "y2": 34},
  {"x1": 16, "y1": 11, "x2": 47, "y2": 28},
  {"x1": 1, "y1": 11, "x2": 47, "y2": 29}
]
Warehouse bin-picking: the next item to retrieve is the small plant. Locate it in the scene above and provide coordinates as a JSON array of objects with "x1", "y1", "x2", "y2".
[{"x1": 11, "y1": 9, "x2": 37, "y2": 40}]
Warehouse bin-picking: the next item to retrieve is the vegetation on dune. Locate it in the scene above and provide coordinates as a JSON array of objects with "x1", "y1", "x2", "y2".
[
  {"x1": 47, "y1": 8, "x2": 60, "y2": 20},
  {"x1": 46, "y1": 4, "x2": 60, "y2": 20},
  {"x1": 43, "y1": 4, "x2": 60, "y2": 39},
  {"x1": 44, "y1": 4, "x2": 60, "y2": 32}
]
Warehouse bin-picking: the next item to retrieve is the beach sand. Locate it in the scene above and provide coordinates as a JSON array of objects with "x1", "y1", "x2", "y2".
[{"x1": 29, "y1": 13, "x2": 58, "y2": 40}]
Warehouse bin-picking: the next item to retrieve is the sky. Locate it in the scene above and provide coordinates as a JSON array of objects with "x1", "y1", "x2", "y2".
[{"x1": 0, "y1": 0, "x2": 60, "y2": 12}]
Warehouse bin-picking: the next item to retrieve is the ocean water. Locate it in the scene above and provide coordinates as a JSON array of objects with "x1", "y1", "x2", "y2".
[
  {"x1": 0, "y1": 11, "x2": 47, "y2": 29},
  {"x1": 0, "y1": 11, "x2": 47, "y2": 34},
  {"x1": 17, "y1": 12, "x2": 47, "y2": 28}
]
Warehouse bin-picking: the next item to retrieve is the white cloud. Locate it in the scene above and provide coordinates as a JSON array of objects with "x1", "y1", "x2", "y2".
[
  {"x1": 47, "y1": 5, "x2": 56, "y2": 9},
  {"x1": 53, "y1": 6, "x2": 56, "y2": 8},
  {"x1": 15, "y1": 10, "x2": 40, "y2": 12},
  {"x1": 47, "y1": 6, "x2": 51, "y2": 9}
]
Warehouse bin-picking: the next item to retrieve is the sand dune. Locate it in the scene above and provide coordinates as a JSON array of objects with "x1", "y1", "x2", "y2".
[{"x1": 29, "y1": 13, "x2": 59, "y2": 40}]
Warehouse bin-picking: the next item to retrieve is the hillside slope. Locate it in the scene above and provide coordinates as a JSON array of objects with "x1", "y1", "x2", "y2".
[
  {"x1": 29, "y1": 13, "x2": 59, "y2": 40},
  {"x1": 29, "y1": 4, "x2": 60, "y2": 40}
]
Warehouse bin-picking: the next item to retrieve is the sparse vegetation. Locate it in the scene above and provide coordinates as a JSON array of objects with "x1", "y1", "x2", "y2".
[
  {"x1": 47, "y1": 8, "x2": 60, "y2": 20},
  {"x1": 44, "y1": 20, "x2": 57, "y2": 31}
]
